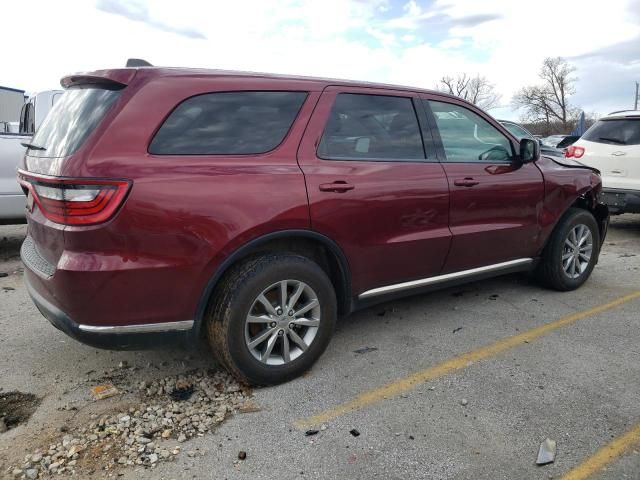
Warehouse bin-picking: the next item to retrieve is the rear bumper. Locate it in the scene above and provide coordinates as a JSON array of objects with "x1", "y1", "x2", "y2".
[
  {"x1": 602, "y1": 188, "x2": 640, "y2": 214},
  {"x1": 22, "y1": 237, "x2": 198, "y2": 350},
  {"x1": 25, "y1": 274, "x2": 195, "y2": 349}
]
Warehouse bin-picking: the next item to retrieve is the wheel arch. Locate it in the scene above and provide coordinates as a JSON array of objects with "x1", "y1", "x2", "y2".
[
  {"x1": 540, "y1": 188, "x2": 608, "y2": 257},
  {"x1": 569, "y1": 190, "x2": 609, "y2": 243},
  {"x1": 193, "y1": 230, "x2": 352, "y2": 335}
]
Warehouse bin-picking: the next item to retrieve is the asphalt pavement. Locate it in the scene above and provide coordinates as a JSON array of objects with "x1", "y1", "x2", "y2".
[{"x1": 0, "y1": 216, "x2": 639, "y2": 480}]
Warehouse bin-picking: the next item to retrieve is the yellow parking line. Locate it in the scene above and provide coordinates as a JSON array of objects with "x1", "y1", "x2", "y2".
[
  {"x1": 295, "y1": 290, "x2": 640, "y2": 429},
  {"x1": 561, "y1": 422, "x2": 640, "y2": 480}
]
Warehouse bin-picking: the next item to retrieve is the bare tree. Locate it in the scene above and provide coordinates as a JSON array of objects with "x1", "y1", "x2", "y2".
[
  {"x1": 438, "y1": 73, "x2": 502, "y2": 110},
  {"x1": 513, "y1": 57, "x2": 577, "y2": 130}
]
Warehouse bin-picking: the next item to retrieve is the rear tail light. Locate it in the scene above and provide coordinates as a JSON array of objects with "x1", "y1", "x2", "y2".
[
  {"x1": 18, "y1": 171, "x2": 130, "y2": 226},
  {"x1": 565, "y1": 145, "x2": 585, "y2": 158}
]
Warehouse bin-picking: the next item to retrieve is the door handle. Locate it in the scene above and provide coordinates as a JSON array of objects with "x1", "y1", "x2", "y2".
[
  {"x1": 453, "y1": 177, "x2": 480, "y2": 187},
  {"x1": 319, "y1": 181, "x2": 355, "y2": 193}
]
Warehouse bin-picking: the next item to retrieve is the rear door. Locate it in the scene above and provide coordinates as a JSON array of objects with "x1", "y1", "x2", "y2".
[
  {"x1": 422, "y1": 96, "x2": 544, "y2": 273},
  {"x1": 298, "y1": 86, "x2": 451, "y2": 295}
]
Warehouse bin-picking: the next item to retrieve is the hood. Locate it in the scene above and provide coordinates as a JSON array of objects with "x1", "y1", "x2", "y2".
[{"x1": 545, "y1": 155, "x2": 601, "y2": 175}]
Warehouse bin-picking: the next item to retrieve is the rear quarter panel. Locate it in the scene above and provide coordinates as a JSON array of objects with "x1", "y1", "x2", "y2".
[{"x1": 52, "y1": 75, "x2": 321, "y2": 327}]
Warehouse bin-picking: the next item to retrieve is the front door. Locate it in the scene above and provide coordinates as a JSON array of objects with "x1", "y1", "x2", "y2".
[
  {"x1": 297, "y1": 87, "x2": 452, "y2": 295},
  {"x1": 423, "y1": 97, "x2": 545, "y2": 273}
]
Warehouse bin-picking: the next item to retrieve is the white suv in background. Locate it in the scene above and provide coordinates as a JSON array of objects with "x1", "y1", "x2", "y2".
[{"x1": 566, "y1": 110, "x2": 640, "y2": 214}]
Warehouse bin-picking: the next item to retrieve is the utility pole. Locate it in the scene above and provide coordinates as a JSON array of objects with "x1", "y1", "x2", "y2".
[{"x1": 636, "y1": 82, "x2": 639, "y2": 110}]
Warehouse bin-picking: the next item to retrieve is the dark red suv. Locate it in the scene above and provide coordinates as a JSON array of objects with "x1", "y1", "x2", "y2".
[{"x1": 18, "y1": 66, "x2": 608, "y2": 385}]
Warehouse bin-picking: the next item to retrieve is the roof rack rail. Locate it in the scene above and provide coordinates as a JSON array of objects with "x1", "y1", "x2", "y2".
[
  {"x1": 607, "y1": 109, "x2": 639, "y2": 115},
  {"x1": 126, "y1": 58, "x2": 153, "y2": 67}
]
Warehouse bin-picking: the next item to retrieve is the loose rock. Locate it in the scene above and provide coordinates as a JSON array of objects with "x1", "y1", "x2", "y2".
[
  {"x1": 10, "y1": 369, "x2": 253, "y2": 477},
  {"x1": 536, "y1": 438, "x2": 557, "y2": 465},
  {"x1": 25, "y1": 469, "x2": 38, "y2": 480}
]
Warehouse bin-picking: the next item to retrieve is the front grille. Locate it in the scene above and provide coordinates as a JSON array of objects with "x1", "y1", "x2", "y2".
[{"x1": 21, "y1": 236, "x2": 56, "y2": 278}]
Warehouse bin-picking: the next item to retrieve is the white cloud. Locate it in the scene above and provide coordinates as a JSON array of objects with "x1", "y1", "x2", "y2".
[{"x1": 2, "y1": 0, "x2": 638, "y2": 119}]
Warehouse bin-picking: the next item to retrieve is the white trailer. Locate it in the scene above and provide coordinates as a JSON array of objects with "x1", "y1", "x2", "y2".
[
  {"x1": 0, "y1": 90, "x2": 63, "y2": 223},
  {"x1": 0, "y1": 86, "x2": 26, "y2": 124}
]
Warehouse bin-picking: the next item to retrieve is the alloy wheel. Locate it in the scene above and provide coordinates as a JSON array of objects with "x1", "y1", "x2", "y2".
[
  {"x1": 562, "y1": 224, "x2": 593, "y2": 279},
  {"x1": 244, "y1": 280, "x2": 321, "y2": 365}
]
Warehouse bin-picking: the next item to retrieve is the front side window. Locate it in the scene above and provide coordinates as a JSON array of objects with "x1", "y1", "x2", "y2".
[
  {"x1": 582, "y1": 118, "x2": 640, "y2": 146},
  {"x1": 149, "y1": 91, "x2": 306, "y2": 155},
  {"x1": 429, "y1": 101, "x2": 513, "y2": 162},
  {"x1": 317, "y1": 93, "x2": 425, "y2": 161},
  {"x1": 501, "y1": 122, "x2": 534, "y2": 140}
]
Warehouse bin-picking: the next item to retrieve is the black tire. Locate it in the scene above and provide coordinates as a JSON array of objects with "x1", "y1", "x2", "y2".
[
  {"x1": 206, "y1": 253, "x2": 337, "y2": 386},
  {"x1": 536, "y1": 208, "x2": 600, "y2": 291}
]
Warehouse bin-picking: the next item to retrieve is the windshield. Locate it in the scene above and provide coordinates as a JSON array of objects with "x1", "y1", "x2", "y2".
[
  {"x1": 28, "y1": 86, "x2": 122, "y2": 158},
  {"x1": 582, "y1": 118, "x2": 640, "y2": 145}
]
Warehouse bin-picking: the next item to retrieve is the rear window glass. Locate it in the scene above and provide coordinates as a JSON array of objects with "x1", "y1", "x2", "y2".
[
  {"x1": 29, "y1": 86, "x2": 122, "y2": 158},
  {"x1": 582, "y1": 118, "x2": 640, "y2": 146},
  {"x1": 149, "y1": 91, "x2": 306, "y2": 155}
]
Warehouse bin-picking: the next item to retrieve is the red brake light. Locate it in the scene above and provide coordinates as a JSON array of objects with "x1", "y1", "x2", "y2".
[
  {"x1": 565, "y1": 145, "x2": 585, "y2": 158},
  {"x1": 18, "y1": 171, "x2": 130, "y2": 226}
]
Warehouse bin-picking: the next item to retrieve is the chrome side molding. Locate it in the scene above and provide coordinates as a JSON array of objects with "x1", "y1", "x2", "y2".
[
  {"x1": 78, "y1": 320, "x2": 194, "y2": 334},
  {"x1": 358, "y1": 258, "x2": 534, "y2": 300}
]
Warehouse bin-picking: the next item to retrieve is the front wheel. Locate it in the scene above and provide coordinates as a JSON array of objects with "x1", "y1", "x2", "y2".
[
  {"x1": 207, "y1": 253, "x2": 337, "y2": 385},
  {"x1": 536, "y1": 208, "x2": 600, "y2": 291}
]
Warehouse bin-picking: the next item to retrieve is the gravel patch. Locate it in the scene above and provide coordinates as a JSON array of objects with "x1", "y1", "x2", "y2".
[{"x1": 5, "y1": 369, "x2": 252, "y2": 478}]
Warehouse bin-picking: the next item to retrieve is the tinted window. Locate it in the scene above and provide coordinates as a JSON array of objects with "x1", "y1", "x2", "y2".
[
  {"x1": 582, "y1": 119, "x2": 640, "y2": 146},
  {"x1": 29, "y1": 87, "x2": 121, "y2": 157},
  {"x1": 317, "y1": 94, "x2": 425, "y2": 161},
  {"x1": 429, "y1": 101, "x2": 513, "y2": 162},
  {"x1": 149, "y1": 91, "x2": 306, "y2": 155}
]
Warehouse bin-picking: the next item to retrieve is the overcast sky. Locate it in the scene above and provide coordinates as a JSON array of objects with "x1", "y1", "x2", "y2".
[{"x1": 3, "y1": 0, "x2": 639, "y2": 121}]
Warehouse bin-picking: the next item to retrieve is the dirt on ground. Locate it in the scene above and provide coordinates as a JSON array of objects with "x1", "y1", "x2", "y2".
[{"x1": 0, "y1": 392, "x2": 41, "y2": 432}]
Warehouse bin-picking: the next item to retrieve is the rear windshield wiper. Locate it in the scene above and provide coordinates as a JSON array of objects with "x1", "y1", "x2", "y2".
[
  {"x1": 20, "y1": 141, "x2": 47, "y2": 151},
  {"x1": 598, "y1": 137, "x2": 626, "y2": 145}
]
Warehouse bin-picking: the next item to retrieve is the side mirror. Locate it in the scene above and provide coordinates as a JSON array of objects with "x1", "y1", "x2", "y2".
[{"x1": 519, "y1": 138, "x2": 540, "y2": 163}]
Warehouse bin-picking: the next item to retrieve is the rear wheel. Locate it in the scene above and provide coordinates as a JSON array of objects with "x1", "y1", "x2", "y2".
[
  {"x1": 207, "y1": 253, "x2": 337, "y2": 385},
  {"x1": 536, "y1": 208, "x2": 600, "y2": 291}
]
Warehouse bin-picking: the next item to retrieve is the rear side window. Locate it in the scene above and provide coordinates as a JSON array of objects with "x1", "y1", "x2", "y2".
[
  {"x1": 582, "y1": 119, "x2": 640, "y2": 146},
  {"x1": 29, "y1": 86, "x2": 122, "y2": 157},
  {"x1": 149, "y1": 91, "x2": 306, "y2": 155},
  {"x1": 317, "y1": 93, "x2": 425, "y2": 161}
]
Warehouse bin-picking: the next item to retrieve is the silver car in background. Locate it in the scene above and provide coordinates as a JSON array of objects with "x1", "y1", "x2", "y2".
[{"x1": 0, "y1": 90, "x2": 62, "y2": 223}]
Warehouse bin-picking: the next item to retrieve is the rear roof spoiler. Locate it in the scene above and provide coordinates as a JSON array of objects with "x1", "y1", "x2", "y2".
[
  {"x1": 60, "y1": 60, "x2": 153, "y2": 89},
  {"x1": 60, "y1": 75, "x2": 125, "y2": 89},
  {"x1": 60, "y1": 69, "x2": 138, "y2": 89}
]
